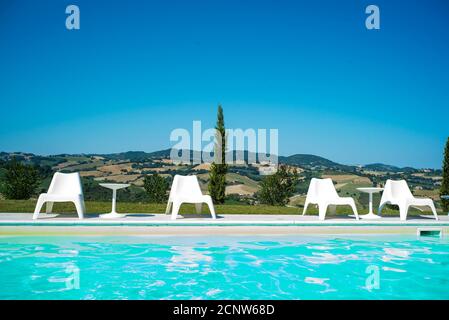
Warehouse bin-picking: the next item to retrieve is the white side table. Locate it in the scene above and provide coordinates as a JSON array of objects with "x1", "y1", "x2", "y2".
[
  {"x1": 357, "y1": 187, "x2": 384, "y2": 220},
  {"x1": 99, "y1": 183, "x2": 130, "y2": 219}
]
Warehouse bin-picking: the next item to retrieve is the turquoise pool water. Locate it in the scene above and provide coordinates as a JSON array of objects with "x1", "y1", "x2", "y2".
[{"x1": 0, "y1": 235, "x2": 448, "y2": 300}]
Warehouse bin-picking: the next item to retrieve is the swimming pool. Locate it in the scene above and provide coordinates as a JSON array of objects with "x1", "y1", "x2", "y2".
[{"x1": 0, "y1": 235, "x2": 448, "y2": 300}]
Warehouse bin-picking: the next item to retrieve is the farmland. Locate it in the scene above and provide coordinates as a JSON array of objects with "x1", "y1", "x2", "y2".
[{"x1": 0, "y1": 150, "x2": 445, "y2": 214}]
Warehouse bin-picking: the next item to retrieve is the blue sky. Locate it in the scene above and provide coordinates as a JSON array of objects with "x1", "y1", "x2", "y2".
[{"x1": 0, "y1": 0, "x2": 448, "y2": 168}]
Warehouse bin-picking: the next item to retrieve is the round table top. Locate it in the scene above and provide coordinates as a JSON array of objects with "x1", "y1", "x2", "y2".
[
  {"x1": 99, "y1": 183, "x2": 130, "y2": 190},
  {"x1": 357, "y1": 187, "x2": 384, "y2": 193}
]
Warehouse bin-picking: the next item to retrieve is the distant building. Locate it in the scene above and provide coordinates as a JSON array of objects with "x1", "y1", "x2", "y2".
[{"x1": 259, "y1": 165, "x2": 277, "y2": 175}]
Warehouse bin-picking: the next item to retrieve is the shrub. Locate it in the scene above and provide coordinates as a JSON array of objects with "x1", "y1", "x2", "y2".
[
  {"x1": 143, "y1": 174, "x2": 169, "y2": 203},
  {"x1": 257, "y1": 164, "x2": 299, "y2": 206},
  {"x1": 0, "y1": 159, "x2": 40, "y2": 200}
]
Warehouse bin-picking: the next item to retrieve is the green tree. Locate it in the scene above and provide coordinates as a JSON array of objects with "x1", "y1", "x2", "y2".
[
  {"x1": 208, "y1": 104, "x2": 228, "y2": 204},
  {"x1": 1, "y1": 158, "x2": 40, "y2": 200},
  {"x1": 441, "y1": 137, "x2": 449, "y2": 211},
  {"x1": 257, "y1": 164, "x2": 299, "y2": 206},
  {"x1": 143, "y1": 174, "x2": 169, "y2": 203}
]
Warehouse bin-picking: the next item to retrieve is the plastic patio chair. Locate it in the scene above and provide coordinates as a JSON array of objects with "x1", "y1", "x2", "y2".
[
  {"x1": 33, "y1": 172, "x2": 85, "y2": 220},
  {"x1": 378, "y1": 179, "x2": 438, "y2": 221},
  {"x1": 165, "y1": 175, "x2": 217, "y2": 220},
  {"x1": 302, "y1": 178, "x2": 359, "y2": 221}
]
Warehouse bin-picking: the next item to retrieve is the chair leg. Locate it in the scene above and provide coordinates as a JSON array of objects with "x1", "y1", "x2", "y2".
[
  {"x1": 46, "y1": 202, "x2": 54, "y2": 214},
  {"x1": 399, "y1": 203, "x2": 409, "y2": 221},
  {"x1": 195, "y1": 203, "x2": 202, "y2": 214},
  {"x1": 378, "y1": 202, "x2": 387, "y2": 216},
  {"x1": 74, "y1": 200, "x2": 84, "y2": 219},
  {"x1": 318, "y1": 203, "x2": 328, "y2": 221},
  {"x1": 165, "y1": 201, "x2": 172, "y2": 215},
  {"x1": 302, "y1": 200, "x2": 310, "y2": 216},
  {"x1": 349, "y1": 201, "x2": 359, "y2": 220},
  {"x1": 205, "y1": 199, "x2": 216, "y2": 219},
  {"x1": 33, "y1": 196, "x2": 45, "y2": 220},
  {"x1": 429, "y1": 201, "x2": 439, "y2": 221},
  {"x1": 171, "y1": 201, "x2": 181, "y2": 220}
]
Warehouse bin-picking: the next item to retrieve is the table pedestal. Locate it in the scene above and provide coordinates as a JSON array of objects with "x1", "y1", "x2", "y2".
[
  {"x1": 100, "y1": 212, "x2": 126, "y2": 219},
  {"x1": 100, "y1": 188, "x2": 126, "y2": 219},
  {"x1": 360, "y1": 191, "x2": 381, "y2": 219},
  {"x1": 360, "y1": 213, "x2": 381, "y2": 219}
]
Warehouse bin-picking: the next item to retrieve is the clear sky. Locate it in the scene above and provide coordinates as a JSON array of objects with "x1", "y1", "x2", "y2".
[{"x1": 0, "y1": 0, "x2": 448, "y2": 168}]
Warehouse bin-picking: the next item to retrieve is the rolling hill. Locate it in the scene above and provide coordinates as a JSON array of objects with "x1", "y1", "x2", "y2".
[
  {"x1": 0, "y1": 149, "x2": 431, "y2": 173},
  {"x1": 0, "y1": 149, "x2": 443, "y2": 208},
  {"x1": 279, "y1": 154, "x2": 356, "y2": 171}
]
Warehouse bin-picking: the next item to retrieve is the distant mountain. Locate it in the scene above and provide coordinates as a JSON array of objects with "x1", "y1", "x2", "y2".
[
  {"x1": 0, "y1": 150, "x2": 425, "y2": 173},
  {"x1": 97, "y1": 149, "x2": 277, "y2": 164},
  {"x1": 279, "y1": 154, "x2": 356, "y2": 171},
  {"x1": 94, "y1": 150, "x2": 172, "y2": 162},
  {"x1": 0, "y1": 152, "x2": 66, "y2": 167},
  {"x1": 363, "y1": 163, "x2": 400, "y2": 172},
  {"x1": 362, "y1": 163, "x2": 417, "y2": 173}
]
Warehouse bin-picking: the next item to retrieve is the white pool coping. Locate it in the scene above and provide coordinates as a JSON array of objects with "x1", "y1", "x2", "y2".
[
  {"x1": 0, "y1": 212, "x2": 448, "y2": 225},
  {"x1": 1, "y1": 212, "x2": 449, "y2": 236}
]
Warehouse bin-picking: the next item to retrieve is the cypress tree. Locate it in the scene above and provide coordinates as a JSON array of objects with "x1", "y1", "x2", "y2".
[
  {"x1": 208, "y1": 105, "x2": 228, "y2": 204},
  {"x1": 440, "y1": 137, "x2": 449, "y2": 211}
]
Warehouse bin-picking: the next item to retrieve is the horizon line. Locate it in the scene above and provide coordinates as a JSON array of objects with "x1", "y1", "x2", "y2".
[{"x1": 0, "y1": 148, "x2": 442, "y2": 170}]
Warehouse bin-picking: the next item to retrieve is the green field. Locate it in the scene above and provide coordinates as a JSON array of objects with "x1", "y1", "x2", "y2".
[
  {"x1": 61, "y1": 160, "x2": 106, "y2": 172},
  {"x1": 0, "y1": 200, "x2": 434, "y2": 217},
  {"x1": 226, "y1": 173, "x2": 260, "y2": 189}
]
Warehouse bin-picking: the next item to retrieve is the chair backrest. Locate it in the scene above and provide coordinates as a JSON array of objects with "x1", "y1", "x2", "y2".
[
  {"x1": 306, "y1": 178, "x2": 339, "y2": 201},
  {"x1": 169, "y1": 175, "x2": 203, "y2": 199},
  {"x1": 48, "y1": 172, "x2": 83, "y2": 195},
  {"x1": 382, "y1": 179, "x2": 413, "y2": 201}
]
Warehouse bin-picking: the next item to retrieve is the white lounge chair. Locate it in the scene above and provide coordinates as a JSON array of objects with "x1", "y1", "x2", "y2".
[
  {"x1": 165, "y1": 175, "x2": 216, "y2": 220},
  {"x1": 33, "y1": 172, "x2": 85, "y2": 220},
  {"x1": 378, "y1": 179, "x2": 438, "y2": 221},
  {"x1": 302, "y1": 178, "x2": 359, "y2": 220}
]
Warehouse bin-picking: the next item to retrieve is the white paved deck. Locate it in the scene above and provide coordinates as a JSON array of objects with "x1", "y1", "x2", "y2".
[
  {"x1": 1, "y1": 213, "x2": 448, "y2": 236},
  {"x1": 0, "y1": 212, "x2": 448, "y2": 226}
]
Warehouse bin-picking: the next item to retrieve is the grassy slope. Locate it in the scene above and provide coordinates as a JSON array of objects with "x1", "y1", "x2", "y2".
[
  {"x1": 0, "y1": 200, "x2": 433, "y2": 216},
  {"x1": 62, "y1": 160, "x2": 106, "y2": 172},
  {"x1": 226, "y1": 173, "x2": 259, "y2": 189},
  {"x1": 0, "y1": 200, "x2": 298, "y2": 215}
]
